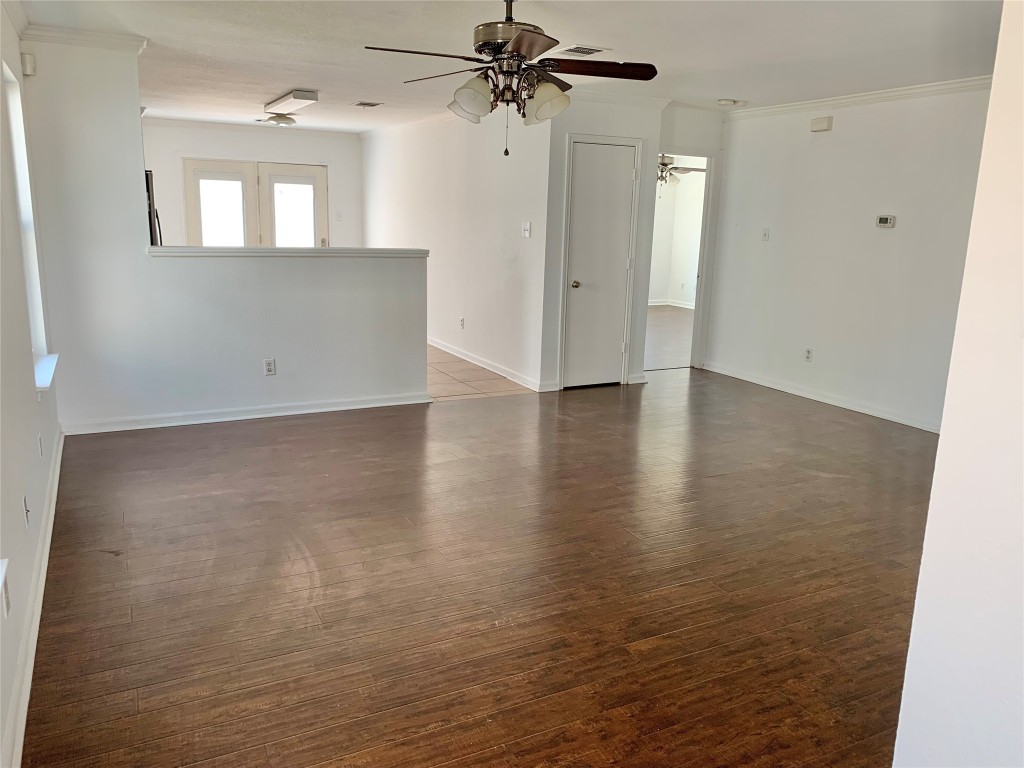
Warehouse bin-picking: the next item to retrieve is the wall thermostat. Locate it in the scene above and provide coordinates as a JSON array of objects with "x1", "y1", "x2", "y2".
[{"x1": 876, "y1": 215, "x2": 896, "y2": 228}]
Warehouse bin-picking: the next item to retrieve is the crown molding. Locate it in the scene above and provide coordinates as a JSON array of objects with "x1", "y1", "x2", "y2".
[
  {"x1": 21, "y1": 24, "x2": 147, "y2": 54},
  {"x1": 728, "y1": 76, "x2": 992, "y2": 120},
  {"x1": 2, "y1": 1, "x2": 28, "y2": 35}
]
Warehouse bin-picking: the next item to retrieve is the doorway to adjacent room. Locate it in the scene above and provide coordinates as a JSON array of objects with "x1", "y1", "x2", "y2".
[{"x1": 645, "y1": 153, "x2": 708, "y2": 371}]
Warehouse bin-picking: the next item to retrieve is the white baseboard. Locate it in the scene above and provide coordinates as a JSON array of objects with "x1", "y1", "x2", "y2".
[
  {"x1": 702, "y1": 362, "x2": 940, "y2": 433},
  {"x1": 648, "y1": 299, "x2": 695, "y2": 309},
  {"x1": 538, "y1": 380, "x2": 561, "y2": 392},
  {"x1": 61, "y1": 393, "x2": 432, "y2": 435},
  {"x1": 627, "y1": 373, "x2": 648, "y2": 385},
  {"x1": 4, "y1": 432, "x2": 64, "y2": 768},
  {"x1": 427, "y1": 336, "x2": 540, "y2": 391}
]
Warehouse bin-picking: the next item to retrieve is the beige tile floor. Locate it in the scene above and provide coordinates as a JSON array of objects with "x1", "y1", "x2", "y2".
[{"x1": 427, "y1": 345, "x2": 535, "y2": 402}]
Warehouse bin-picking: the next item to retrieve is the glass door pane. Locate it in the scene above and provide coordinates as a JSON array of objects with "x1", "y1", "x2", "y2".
[
  {"x1": 272, "y1": 182, "x2": 315, "y2": 247},
  {"x1": 198, "y1": 178, "x2": 245, "y2": 246}
]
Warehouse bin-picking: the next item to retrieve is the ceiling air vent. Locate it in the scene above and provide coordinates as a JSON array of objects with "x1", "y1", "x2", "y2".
[
  {"x1": 554, "y1": 45, "x2": 608, "y2": 58},
  {"x1": 353, "y1": 101, "x2": 383, "y2": 108}
]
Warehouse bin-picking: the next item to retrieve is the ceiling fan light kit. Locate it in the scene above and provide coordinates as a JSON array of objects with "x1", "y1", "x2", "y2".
[
  {"x1": 532, "y1": 81, "x2": 570, "y2": 120},
  {"x1": 256, "y1": 89, "x2": 317, "y2": 127},
  {"x1": 259, "y1": 113, "x2": 297, "y2": 127},
  {"x1": 367, "y1": 0, "x2": 657, "y2": 148},
  {"x1": 454, "y1": 74, "x2": 495, "y2": 116},
  {"x1": 447, "y1": 99, "x2": 482, "y2": 124}
]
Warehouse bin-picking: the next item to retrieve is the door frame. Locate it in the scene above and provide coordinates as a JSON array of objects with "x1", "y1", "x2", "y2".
[
  {"x1": 655, "y1": 144, "x2": 722, "y2": 370},
  {"x1": 557, "y1": 133, "x2": 643, "y2": 389}
]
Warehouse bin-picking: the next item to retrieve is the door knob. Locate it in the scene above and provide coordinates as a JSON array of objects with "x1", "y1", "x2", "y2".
[{"x1": 571, "y1": 280, "x2": 581, "y2": 288}]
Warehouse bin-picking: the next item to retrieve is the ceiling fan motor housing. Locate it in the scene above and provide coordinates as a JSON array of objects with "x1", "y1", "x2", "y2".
[{"x1": 473, "y1": 21, "x2": 545, "y2": 56}]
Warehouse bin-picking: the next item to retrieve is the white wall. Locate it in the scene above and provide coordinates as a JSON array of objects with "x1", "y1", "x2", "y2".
[
  {"x1": 649, "y1": 183, "x2": 678, "y2": 303},
  {"x1": 670, "y1": 171, "x2": 705, "y2": 308},
  {"x1": 22, "y1": 38, "x2": 426, "y2": 435},
  {"x1": 660, "y1": 104, "x2": 724, "y2": 154},
  {"x1": 894, "y1": 2, "x2": 1023, "y2": 764},
  {"x1": 705, "y1": 85, "x2": 990, "y2": 431},
  {"x1": 142, "y1": 118, "x2": 365, "y2": 247},
  {"x1": 541, "y1": 96, "x2": 666, "y2": 387},
  {"x1": 363, "y1": 113, "x2": 551, "y2": 389},
  {"x1": 0, "y1": 7, "x2": 63, "y2": 765}
]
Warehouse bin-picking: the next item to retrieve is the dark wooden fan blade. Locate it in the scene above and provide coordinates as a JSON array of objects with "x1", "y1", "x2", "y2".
[
  {"x1": 503, "y1": 29, "x2": 559, "y2": 60},
  {"x1": 537, "y1": 59, "x2": 657, "y2": 81},
  {"x1": 404, "y1": 67, "x2": 489, "y2": 84},
  {"x1": 365, "y1": 46, "x2": 488, "y2": 64},
  {"x1": 529, "y1": 67, "x2": 573, "y2": 92}
]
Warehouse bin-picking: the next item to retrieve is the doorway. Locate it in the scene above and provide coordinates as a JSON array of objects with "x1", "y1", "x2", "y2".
[
  {"x1": 645, "y1": 153, "x2": 708, "y2": 370},
  {"x1": 560, "y1": 137, "x2": 641, "y2": 388}
]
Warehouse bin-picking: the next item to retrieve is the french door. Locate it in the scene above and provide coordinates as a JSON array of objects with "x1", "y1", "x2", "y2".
[{"x1": 184, "y1": 159, "x2": 328, "y2": 247}]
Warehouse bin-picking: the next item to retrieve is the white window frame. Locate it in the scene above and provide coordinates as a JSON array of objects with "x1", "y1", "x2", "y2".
[
  {"x1": 3, "y1": 62, "x2": 48, "y2": 359},
  {"x1": 183, "y1": 159, "x2": 329, "y2": 247}
]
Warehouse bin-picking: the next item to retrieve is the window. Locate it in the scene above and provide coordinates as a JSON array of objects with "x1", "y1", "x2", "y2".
[
  {"x1": 183, "y1": 160, "x2": 328, "y2": 247},
  {"x1": 2, "y1": 62, "x2": 48, "y2": 362}
]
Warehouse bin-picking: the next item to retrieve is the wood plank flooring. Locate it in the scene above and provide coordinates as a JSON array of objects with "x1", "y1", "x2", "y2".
[
  {"x1": 644, "y1": 306, "x2": 695, "y2": 370},
  {"x1": 23, "y1": 369, "x2": 936, "y2": 767}
]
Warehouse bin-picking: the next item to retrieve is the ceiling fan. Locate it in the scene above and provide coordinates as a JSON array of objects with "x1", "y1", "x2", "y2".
[
  {"x1": 255, "y1": 90, "x2": 318, "y2": 127},
  {"x1": 256, "y1": 114, "x2": 297, "y2": 127},
  {"x1": 367, "y1": 0, "x2": 657, "y2": 140},
  {"x1": 657, "y1": 154, "x2": 704, "y2": 187}
]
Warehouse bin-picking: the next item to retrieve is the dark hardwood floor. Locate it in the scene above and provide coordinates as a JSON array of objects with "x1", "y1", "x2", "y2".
[{"x1": 23, "y1": 369, "x2": 936, "y2": 767}]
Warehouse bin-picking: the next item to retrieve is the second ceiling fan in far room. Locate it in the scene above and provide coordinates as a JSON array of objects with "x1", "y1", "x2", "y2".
[{"x1": 366, "y1": 0, "x2": 658, "y2": 151}]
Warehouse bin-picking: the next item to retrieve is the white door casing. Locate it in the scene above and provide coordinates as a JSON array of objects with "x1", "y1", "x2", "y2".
[{"x1": 561, "y1": 139, "x2": 640, "y2": 387}]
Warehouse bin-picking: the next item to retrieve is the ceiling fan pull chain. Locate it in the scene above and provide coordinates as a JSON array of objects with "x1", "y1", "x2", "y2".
[{"x1": 504, "y1": 104, "x2": 510, "y2": 156}]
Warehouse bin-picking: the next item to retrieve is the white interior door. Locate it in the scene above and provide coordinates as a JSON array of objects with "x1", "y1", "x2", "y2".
[{"x1": 562, "y1": 141, "x2": 638, "y2": 387}]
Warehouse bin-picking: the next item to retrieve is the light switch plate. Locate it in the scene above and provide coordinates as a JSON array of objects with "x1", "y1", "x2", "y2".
[{"x1": 521, "y1": 221, "x2": 531, "y2": 238}]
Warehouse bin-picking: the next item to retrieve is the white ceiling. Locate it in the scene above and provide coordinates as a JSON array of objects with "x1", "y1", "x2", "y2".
[{"x1": 21, "y1": 0, "x2": 1001, "y2": 133}]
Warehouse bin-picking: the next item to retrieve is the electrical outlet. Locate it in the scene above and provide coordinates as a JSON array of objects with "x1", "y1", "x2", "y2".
[
  {"x1": 23, "y1": 494, "x2": 30, "y2": 529},
  {"x1": 804, "y1": 348, "x2": 814, "y2": 363},
  {"x1": 459, "y1": 317, "x2": 465, "y2": 329},
  {"x1": 263, "y1": 358, "x2": 276, "y2": 376},
  {"x1": 761, "y1": 227, "x2": 771, "y2": 242}
]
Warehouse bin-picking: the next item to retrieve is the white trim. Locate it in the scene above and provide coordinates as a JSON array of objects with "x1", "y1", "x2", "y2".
[
  {"x1": 702, "y1": 363, "x2": 940, "y2": 433},
  {"x1": 61, "y1": 393, "x2": 431, "y2": 435},
  {"x1": 427, "y1": 336, "x2": 540, "y2": 391},
  {"x1": 20, "y1": 25, "x2": 147, "y2": 53},
  {"x1": 627, "y1": 373, "x2": 647, "y2": 385},
  {"x1": 729, "y1": 76, "x2": 992, "y2": 120},
  {"x1": 4, "y1": 432, "x2": 63, "y2": 768},
  {"x1": 148, "y1": 246, "x2": 428, "y2": 259},
  {"x1": 647, "y1": 300, "x2": 695, "y2": 309}
]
